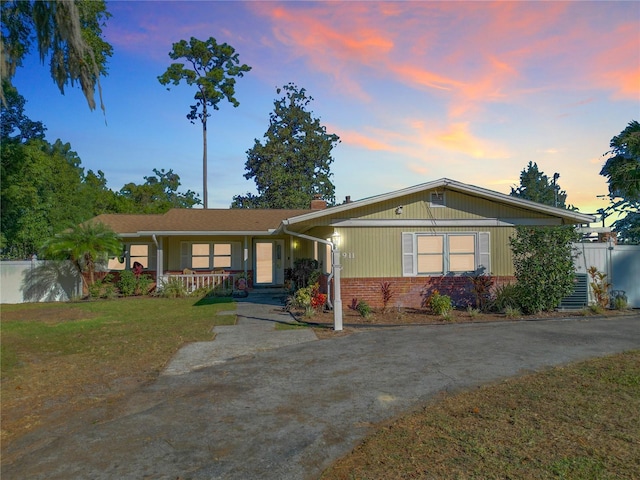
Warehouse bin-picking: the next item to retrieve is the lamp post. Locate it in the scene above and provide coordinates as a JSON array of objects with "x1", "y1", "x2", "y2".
[{"x1": 331, "y1": 231, "x2": 343, "y2": 331}]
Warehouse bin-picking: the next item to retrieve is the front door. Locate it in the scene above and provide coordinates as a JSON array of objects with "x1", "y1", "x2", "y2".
[{"x1": 254, "y1": 240, "x2": 284, "y2": 286}]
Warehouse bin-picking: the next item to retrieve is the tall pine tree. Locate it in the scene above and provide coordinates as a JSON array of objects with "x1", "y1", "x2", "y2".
[{"x1": 232, "y1": 83, "x2": 340, "y2": 209}]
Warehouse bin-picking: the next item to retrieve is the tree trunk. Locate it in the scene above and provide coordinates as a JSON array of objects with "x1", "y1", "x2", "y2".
[{"x1": 202, "y1": 106, "x2": 208, "y2": 209}]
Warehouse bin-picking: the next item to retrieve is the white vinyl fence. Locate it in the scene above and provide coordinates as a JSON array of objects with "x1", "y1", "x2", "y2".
[
  {"x1": 0, "y1": 259, "x2": 81, "y2": 304},
  {"x1": 573, "y1": 242, "x2": 640, "y2": 308}
]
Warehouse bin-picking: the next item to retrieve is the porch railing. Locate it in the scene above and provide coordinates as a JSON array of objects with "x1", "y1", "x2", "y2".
[{"x1": 158, "y1": 273, "x2": 235, "y2": 294}]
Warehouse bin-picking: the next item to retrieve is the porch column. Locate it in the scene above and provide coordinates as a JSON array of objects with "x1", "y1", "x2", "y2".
[{"x1": 155, "y1": 236, "x2": 163, "y2": 280}]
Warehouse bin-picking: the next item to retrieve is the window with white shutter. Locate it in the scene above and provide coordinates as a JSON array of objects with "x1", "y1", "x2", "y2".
[{"x1": 402, "y1": 232, "x2": 490, "y2": 276}]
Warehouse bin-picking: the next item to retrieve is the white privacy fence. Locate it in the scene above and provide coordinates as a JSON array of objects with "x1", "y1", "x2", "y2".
[
  {"x1": 573, "y1": 242, "x2": 640, "y2": 308},
  {"x1": 0, "y1": 259, "x2": 82, "y2": 304}
]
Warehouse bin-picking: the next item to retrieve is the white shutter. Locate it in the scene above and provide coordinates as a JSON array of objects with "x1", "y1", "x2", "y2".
[
  {"x1": 402, "y1": 232, "x2": 416, "y2": 276},
  {"x1": 180, "y1": 242, "x2": 189, "y2": 269},
  {"x1": 477, "y1": 232, "x2": 490, "y2": 274}
]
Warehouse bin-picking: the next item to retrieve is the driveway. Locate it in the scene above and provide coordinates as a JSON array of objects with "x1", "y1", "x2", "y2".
[{"x1": 2, "y1": 299, "x2": 639, "y2": 479}]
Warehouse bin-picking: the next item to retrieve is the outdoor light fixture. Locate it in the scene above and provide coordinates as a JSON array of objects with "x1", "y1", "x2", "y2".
[
  {"x1": 331, "y1": 231, "x2": 341, "y2": 247},
  {"x1": 395, "y1": 206, "x2": 403, "y2": 215}
]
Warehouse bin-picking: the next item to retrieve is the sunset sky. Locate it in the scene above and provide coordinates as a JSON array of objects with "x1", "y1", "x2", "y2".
[{"x1": 12, "y1": 1, "x2": 640, "y2": 222}]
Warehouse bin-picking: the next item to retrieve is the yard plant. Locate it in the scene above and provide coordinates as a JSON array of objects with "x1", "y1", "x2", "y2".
[{"x1": 509, "y1": 225, "x2": 582, "y2": 314}]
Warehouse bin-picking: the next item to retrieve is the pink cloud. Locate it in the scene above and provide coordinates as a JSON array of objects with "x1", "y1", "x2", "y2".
[{"x1": 250, "y1": 1, "x2": 638, "y2": 115}]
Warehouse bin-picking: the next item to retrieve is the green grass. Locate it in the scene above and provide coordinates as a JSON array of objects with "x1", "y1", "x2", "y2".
[
  {"x1": 1, "y1": 297, "x2": 236, "y2": 443},
  {"x1": 274, "y1": 320, "x2": 311, "y2": 330},
  {"x1": 1, "y1": 297, "x2": 235, "y2": 374},
  {"x1": 322, "y1": 351, "x2": 640, "y2": 480}
]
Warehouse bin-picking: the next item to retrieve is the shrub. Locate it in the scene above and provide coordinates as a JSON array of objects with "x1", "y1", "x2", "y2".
[
  {"x1": 509, "y1": 226, "x2": 581, "y2": 314},
  {"x1": 505, "y1": 305, "x2": 522, "y2": 318},
  {"x1": 467, "y1": 306, "x2": 480, "y2": 319},
  {"x1": 380, "y1": 282, "x2": 394, "y2": 313},
  {"x1": 158, "y1": 278, "x2": 188, "y2": 298},
  {"x1": 492, "y1": 283, "x2": 520, "y2": 313},
  {"x1": 612, "y1": 292, "x2": 628, "y2": 310},
  {"x1": 118, "y1": 270, "x2": 153, "y2": 296},
  {"x1": 356, "y1": 300, "x2": 372, "y2": 319},
  {"x1": 88, "y1": 274, "x2": 114, "y2": 299},
  {"x1": 587, "y1": 266, "x2": 611, "y2": 309},
  {"x1": 589, "y1": 303, "x2": 606, "y2": 315},
  {"x1": 136, "y1": 274, "x2": 152, "y2": 295},
  {"x1": 469, "y1": 274, "x2": 494, "y2": 312},
  {"x1": 291, "y1": 258, "x2": 321, "y2": 289},
  {"x1": 290, "y1": 283, "x2": 326, "y2": 317},
  {"x1": 428, "y1": 290, "x2": 452, "y2": 316},
  {"x1": 117, "y1": 270, "x2": 137, "y2": 296}
]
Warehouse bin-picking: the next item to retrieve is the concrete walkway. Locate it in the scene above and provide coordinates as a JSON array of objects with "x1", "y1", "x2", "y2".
[
  {"x1": 2, "y1": 303, "x2": 639, "y2": 480},
  {"x1": 163, "y1": 293, "x2": 318, "y2": 375}
]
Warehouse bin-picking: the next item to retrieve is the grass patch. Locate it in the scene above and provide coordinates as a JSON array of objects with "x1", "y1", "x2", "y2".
[
  {"x1": 275, "y1": 320, "x2": 311, "y2": 330},
  {"x1": 322, "y1": 351, "x2": 640, "y2": 480},
  {"x1": 1, "y1": 297, "x2": 236, "y2": 444}
]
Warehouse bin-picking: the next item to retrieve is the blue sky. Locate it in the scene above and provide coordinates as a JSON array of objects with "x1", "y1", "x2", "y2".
[{"x1": 12, "y1": 1, "x2": 640, "y2": 219}]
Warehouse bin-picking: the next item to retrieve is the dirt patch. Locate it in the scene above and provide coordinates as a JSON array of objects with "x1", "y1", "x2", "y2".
[
  {"x1": 1, "y1": 306, "x2": 97, "y2": 323},
  {"x1": 298, "y1": 307, "x2": 637, "y2": 338}
]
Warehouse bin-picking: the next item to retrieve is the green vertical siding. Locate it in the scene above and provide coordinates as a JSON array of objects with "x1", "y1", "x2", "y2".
[{"x1": 336, "y1": 226, "x2": 516, "y2": 278}]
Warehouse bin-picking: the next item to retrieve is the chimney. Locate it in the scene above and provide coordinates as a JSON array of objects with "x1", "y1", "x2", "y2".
[
  {"x1": 345, "y1": 196, "x2": 351, "y2": 204},
  {"x1": 310, "y1": 194, "x2": 327, "y2": 210}
]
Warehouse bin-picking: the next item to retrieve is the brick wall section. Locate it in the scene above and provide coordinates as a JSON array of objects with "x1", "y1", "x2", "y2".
[{"x1": 340, "y1": 276, "x2": 514, "y2": 310}]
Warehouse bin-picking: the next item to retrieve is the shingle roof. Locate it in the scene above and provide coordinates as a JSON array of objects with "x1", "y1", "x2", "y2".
[
  {"x1": 92, "y1": 209, "x2": 314, "y2": 235},
  {"x1": 90, "y1": 214, "x2": 165, "y2": 234}
]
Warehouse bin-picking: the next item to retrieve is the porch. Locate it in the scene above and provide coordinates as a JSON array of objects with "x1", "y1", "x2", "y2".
[{"x1": 158, "y1": 271, "x2": 240, "y2": 295}]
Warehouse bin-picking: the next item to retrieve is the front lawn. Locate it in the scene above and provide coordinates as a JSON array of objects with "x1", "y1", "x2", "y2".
[
  {"x1": 322, "y1": 350, "x2": 640, "y2": 479},
  {"x1": 1, "y1": 297, "x2": 235, "y2": 445}
]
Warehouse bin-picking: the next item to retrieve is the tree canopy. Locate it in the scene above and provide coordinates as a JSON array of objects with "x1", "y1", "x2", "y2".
[
  {"x1": 0, "y1": 90, "x2": 200, "y2": 259},
  {"x1": 119, "y1": 168, "x2": 200, "y2": 213},
  {"x1": 0, "y1": 80, "x2": 46, "y2": 141},
  {"x1": 158, "y1": 36, "x2": 251, "y2": 208},
  {"x1": 510, "y1": 161, "x2": 567, "y2": 208},
  {"x1": 600, "y1": 120, "x2": 640, "y2": 243},
  {"x1": 0, "y1": 0, "x2": 113, "y2": 111},
  {"x1": 232, "y1": 83, "x2": 340, "y2": 209}
]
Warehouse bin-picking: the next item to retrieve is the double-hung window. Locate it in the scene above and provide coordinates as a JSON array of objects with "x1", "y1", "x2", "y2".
[
  {"x1": 403, "y1": 232, "x2": 490, "y2": 276},
  {"x1": 130, "y1": 244, "x2": 150, "y2": 268},
  {"x1": 191, "y1": 243, "x2": 211, "y2": 269},
  {"x1": 108, "y1": 243, "x2": 155, "y2": 271},
  {"x1": 181, "y1": 242, "x2": 240, "y2": 270},
  {"x1": 212, "y1": 243, "x2": 232, "y2": 269}
]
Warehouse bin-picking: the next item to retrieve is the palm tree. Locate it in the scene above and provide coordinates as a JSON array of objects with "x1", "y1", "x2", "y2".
[{"x1": 41, "y1": 222, "x2": 122, "y2": 292}]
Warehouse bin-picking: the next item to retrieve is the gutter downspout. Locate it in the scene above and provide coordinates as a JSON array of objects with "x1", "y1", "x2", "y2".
[{"x1": 282, "y1": 223, "x2": 343, "y2": 331}]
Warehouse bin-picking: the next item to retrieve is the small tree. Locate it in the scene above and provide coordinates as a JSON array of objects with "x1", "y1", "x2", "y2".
[
  {"x1": 158, "y1": 37, "x2": 251, "y2": 208},
  {"x1": 509, "y1": 225, "x2": 581, "y2": 314},
  {"x1": 40, "y1": 221, "x2": 121, "y2": 293}
]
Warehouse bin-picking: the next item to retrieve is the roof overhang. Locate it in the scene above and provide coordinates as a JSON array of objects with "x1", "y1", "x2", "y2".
[{"x1": 135, "y1": 230, "x2": 275, "y2": 236}]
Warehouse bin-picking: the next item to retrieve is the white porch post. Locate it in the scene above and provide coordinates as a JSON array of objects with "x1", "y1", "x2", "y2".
[
  {"x1": 332, "y1": 247, "x2": 343, "y2": 331},
  {"x1": 155, "y1": 236, "x2": 163, "y2": 281}
]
